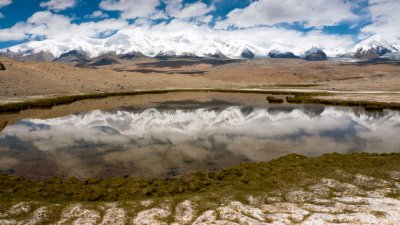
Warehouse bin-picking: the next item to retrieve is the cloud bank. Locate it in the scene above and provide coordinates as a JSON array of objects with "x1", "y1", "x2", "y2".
[
  {"x1": 0, "y1": 0, "x2": 12, "y2": 8},
  {"x1": 0, "y1": 0, "x2": 399, "y2": 52},
  {"x1": 215, "y1": 0, "x2": 357, "y2": 29}
]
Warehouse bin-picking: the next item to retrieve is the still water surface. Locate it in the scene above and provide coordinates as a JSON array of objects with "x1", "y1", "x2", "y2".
[{"x1": 0, "y1": 103, "x2": 399, "y2": 178}]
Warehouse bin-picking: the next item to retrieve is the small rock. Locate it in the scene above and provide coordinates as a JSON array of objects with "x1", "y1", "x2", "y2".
[{"x1": 0, "y1": 63, "x2": 5, "y2": 70}]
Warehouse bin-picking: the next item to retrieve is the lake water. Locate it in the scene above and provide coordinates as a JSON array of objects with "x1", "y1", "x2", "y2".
[{"x1": 0, "y1": 99, "x2": 399, "y2": 179}]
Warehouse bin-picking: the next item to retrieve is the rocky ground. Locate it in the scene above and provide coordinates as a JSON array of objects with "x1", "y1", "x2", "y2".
[
  {"x1": 1, "y1": 173, "x2": 400, "y2": 225},
  {"x1": 2, "y1": 153, "x2": 400, "y2": 225}
]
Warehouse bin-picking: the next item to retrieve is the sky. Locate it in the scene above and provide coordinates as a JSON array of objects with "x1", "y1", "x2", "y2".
[{"x1": 0, "y1": 0, "x2": 399, "y2": 50}]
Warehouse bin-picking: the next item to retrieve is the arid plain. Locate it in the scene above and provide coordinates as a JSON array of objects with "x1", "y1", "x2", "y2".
[{"x1": 1, "y1": 57, "x2": 400, "y2": 105}]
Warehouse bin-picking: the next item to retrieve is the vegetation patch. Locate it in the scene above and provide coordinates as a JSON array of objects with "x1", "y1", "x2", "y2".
[
  {"x1": 286, "y1": 94, "x2": 400, "y2": 111},
  {"x1": 266, "y1": 96, "x2": 284, "y2": 104},
  {"x1": 274, "y1": 84, "x2": 320, "y2": 88},
  {"x1": 0, "y1": 89, "x2": 328, "y2": 113},
  {"x1": 0, "y1": 89, "x2": 399, "y2": 114},
  {"x1": 1, "y1": 153, "x2": 400, "y2": 203}
]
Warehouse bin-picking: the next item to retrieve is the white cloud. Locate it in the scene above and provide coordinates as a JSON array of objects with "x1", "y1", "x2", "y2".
[
  {"x1": 0, "y1": 11, "x2": 128, "y2": 41},
  {"x1": 100, "y1": 0, "x2": 163, "y2": 19},
  {"x1": 0, "y1": 0, "x2": 12, "y2": 8},
  {"x1": 87, "y1": 10, "x2": 109, "y2": 19},
  {"x1": 215, "y1": 0, "x2": 358, "y2": 28},
  {"x1": 0, "y1": 0, "x2": 381, "y2": 55},
  {"x1": 0, "y1": 14, "x2": 355, "y2": 56},
  {"x1": 40, "y1": 0, "x2": 77, "y2": 11},
  {"x1": 166, "y1": 0, "x2": 214, "y2": 21},
  {"x1": 0, "y1": 29, "x2": 25, "y2": 41},
  {"x1": 359, "y1": 0, "x2": 400, "y2": 41},
  {"x1": 115, "y1": 19, "x2": 354, "y2": 56}
]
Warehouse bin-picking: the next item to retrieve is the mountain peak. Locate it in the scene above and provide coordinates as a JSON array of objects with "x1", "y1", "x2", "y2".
[
  {"x1": 1, "y1": 30, "x2": 399, "y2": 61},
  {"x1": 302, "y1": 48, "x2": 328, "y2": 61},
  {"x1": 351, "y1": 35, "x2": 400, "y2": 59}
]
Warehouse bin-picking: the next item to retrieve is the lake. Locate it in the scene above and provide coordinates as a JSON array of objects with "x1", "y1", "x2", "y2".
[{"x1": 0, "y1": 93, "x2": 399, "y2": 179}]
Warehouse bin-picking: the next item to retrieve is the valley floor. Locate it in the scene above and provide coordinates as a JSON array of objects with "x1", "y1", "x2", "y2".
[{"x1": 0, "y1": 57, "x2": 400, "y2": 105}]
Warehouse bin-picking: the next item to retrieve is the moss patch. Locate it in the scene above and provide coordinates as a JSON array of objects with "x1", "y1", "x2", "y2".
[
  {"x1": 274, "y1": 84, "x2": 320, "y2": 88},
  {"x1": 2, "y1": 89, "x2": 398, "y2": 113},
  {"x1": 286, "y1": 94, "x2": 400, "y2": 111},
  {"x1": 1, "y1": 153, "x2": 400, "y2": 203},
  {"x1": 0, "y1": 89, "x2": 329, "y2": 113},
  {"x1": 266, "y1": 96, "x2": 284, "y2": 104}
]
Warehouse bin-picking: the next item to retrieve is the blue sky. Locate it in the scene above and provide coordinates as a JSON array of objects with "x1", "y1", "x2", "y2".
[{"x1": 0, "y1": 0, "x2": 399, "y2": 50}]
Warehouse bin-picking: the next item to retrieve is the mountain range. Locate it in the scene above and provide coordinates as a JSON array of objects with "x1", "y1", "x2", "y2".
[{"x1": 1, "y1": 30, "x2": 399, "y2": 62}]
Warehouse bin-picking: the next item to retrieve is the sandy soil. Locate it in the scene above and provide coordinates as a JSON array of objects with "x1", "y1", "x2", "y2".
[
  {"x1": 1, "y1": 172, "x2": 400, "y2": 224},
  {"x1": 0, "y1": 57, "x2": 399, "y2": 105}
]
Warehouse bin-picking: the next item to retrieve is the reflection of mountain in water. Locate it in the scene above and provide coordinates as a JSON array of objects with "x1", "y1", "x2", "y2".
[
  {"x1": 0, "y1": 106, "x2": 399, "y2": 179},
  {"x1": 18, "y1": 106, "x2": 398, "y2": 135}
]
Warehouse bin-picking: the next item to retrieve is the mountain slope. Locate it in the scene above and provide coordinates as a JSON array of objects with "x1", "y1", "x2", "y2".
[
  {"x1": 2, "y1": 29, "x2": 399, "y2": 61},
  {"x1": 351, "y1": 35, "x2": 400, "y2": 59},
  {"x1": 0, "y1": 29, "x2": 349, "y2": 61}
]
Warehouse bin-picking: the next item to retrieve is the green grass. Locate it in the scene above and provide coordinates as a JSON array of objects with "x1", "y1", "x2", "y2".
[
  {"x1": 286, "y1": 95, "x2": 400, "y2": 111},
  {"x1": 4, "y1": 89, "x2": 398, "y2": 114},
  {"x1": 1, "y1": 89, "x2": 398, "y2": 113},
  {"x1": 1, "y1": 153, "x2": 400, "y2": 203},
  {"x1": 274, "y1": 84, "x2": 320, "y2": 88},
  {"x1": 0, "y1": 91, "x2": 166, "y2": 113},
  {"x1": 0, "y1": 89, "x2": 328, "y2": 113}
]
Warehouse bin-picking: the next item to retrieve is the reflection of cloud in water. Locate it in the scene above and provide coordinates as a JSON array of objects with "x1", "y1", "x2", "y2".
[{"x1": 0, "y1": 106, "x2": 399, "y2": 178}]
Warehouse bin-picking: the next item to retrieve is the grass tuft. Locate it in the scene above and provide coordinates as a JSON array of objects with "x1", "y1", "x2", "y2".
[{"x1": 1, "y1": 153, "x2": 400, "y2": 203}]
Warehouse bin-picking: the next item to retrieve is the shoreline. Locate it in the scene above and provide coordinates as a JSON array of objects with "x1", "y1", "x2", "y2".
[{"x1": 1, "y1": 88, "x2": 400, "y2": 113}]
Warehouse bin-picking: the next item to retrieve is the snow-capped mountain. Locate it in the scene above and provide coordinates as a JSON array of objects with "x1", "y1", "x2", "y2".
[
  {"x1": 268, "y1": 50, "x2": 298, "y2": 59},
  {"x1": 1, "y1": 30, "x2": 262, "y2": 60},
  {"x1": 1, "y1": 29, "x2": 399, "y2": 61},
  {"x1": 301, "y1": 47, "x2": 328, "y2": 61},
  {"x1": 0, "y1": 28, "x2": 345, "y2": 61},
  {"x1": 351, "y1": 35, "x2": 400, "y2": 59},
  {"x1": 382, "y1": 52, "x2": 400, "y2": 60}
]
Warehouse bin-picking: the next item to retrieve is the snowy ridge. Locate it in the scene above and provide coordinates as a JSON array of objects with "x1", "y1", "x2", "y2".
[
  {"x1": 351, "y1": 34, "x2": 400, "y2": 57},
  {"x1": 1, "y1": 28, "x2": 349, "y2": 59},
  {"x1": 2, "y1": 28, "x2": 400, "y2": 60},
  {"x1": 1, "y1": 30, "x2": 267, "y2": 59}
]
